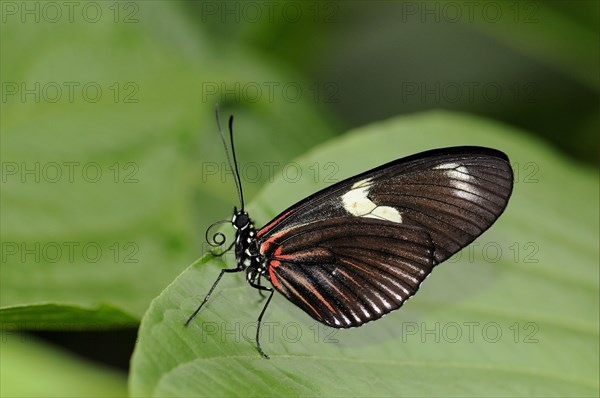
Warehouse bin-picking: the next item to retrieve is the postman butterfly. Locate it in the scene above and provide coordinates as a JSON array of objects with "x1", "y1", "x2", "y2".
[{"x1": 185, "y1": 107, "x2": 514, "y2": 358}]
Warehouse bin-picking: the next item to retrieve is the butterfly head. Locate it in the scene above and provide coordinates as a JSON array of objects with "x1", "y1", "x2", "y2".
[{"x1": 232, "y1": 207, "x2": 251, "y2": 231}]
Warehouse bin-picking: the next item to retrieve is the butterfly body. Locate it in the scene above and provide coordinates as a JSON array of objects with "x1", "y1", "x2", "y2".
[
  {"x1": 239, "y1": 147, "x2": 512, "y2": 333},
  {"x1": 186, "y1": 109, "x2": 513, "y2": 358}
]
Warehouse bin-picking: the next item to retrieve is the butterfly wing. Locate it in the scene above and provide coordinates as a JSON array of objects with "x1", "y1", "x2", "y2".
[
  {"x1": 257, "y1": 146, "x2": 513, "y2": 327},
  {"x1": 264, "y1": 217, "x2": 436, "y2": 327}
]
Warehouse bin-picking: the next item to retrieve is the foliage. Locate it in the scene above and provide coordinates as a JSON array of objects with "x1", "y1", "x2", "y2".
[
  {"x1": 129, "y1": 112, "x2": 599, "y2": 397},
  {"x1": 1, "y1": 1, "x2": 597, "y2": 396}
]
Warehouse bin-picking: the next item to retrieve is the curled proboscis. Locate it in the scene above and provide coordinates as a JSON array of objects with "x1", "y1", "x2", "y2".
[{"x1": 205, "y1": 219, "x2": 230, "y2": 248}]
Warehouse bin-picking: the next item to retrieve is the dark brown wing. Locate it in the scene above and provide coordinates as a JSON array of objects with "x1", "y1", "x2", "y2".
[
  {"x1": 256, "y1": 147, "x2": 513, "y2": 328},
  {"x1": 262, "y1": 217, "x2": 435, "y2": 328},
  {"x1": 365, "y1": 153, "x2": 513, "y2": 262},
  {"x1": 258, "y1": 147, "x2": 513, "y2": 263}
]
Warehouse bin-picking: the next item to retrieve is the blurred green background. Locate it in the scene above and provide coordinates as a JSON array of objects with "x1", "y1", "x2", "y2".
[{"x1": 1, "y1": 1, "x2": 598, "y2": 397}]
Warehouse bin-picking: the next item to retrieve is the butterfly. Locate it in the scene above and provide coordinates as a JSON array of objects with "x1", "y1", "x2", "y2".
[{"x1": 185, "y1": 107, "x2": 514, "y2": 358}]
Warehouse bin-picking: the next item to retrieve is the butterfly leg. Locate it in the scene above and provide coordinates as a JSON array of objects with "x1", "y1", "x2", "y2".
[
  {"x1": 184, "y1": 268, "x2": 240, "y2": 327},
  {"x1": 255, "y1": 273, "x2": 267, "y2": 299},
  {"x1": 210, "y1": 240, "x2": 235, "y2": 258},
  {"x1": 248, "y1": 280, "x2": 274, "y2": 359}
]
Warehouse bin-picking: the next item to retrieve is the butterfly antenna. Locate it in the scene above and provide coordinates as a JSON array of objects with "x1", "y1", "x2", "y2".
[
  {"x1": 214, "y1": 105, "x2": 244, "y2": 211},
  {"x1": 228, "y1": 115, "x2": 245, "y2": 210}
]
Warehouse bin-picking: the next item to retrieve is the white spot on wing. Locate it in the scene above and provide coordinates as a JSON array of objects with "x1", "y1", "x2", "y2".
[
  {"x1": 341, "y1": 313, "x2": 351, "y2": 326},
  {"x1": 434, "y1": 162, "x2": 460, "y2": 170},
  {"x1": 435, "y1": 162, "x2": 474, "y2": 200},
  {"x1": 342, "y1": 181, "x2": 376, "y2": 216},
  {"x1": 351, "y1": 178, "x2": 373, "y2": 189},
  {"x1": 341, "y1": 178, "x2": 402, "y2": 223},
  {"x1": 369, "y1": 206, "x2": 402, "y2": 223}
]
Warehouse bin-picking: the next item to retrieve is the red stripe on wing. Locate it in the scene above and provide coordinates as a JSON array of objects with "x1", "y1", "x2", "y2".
[
  {"x1": 256, "y1": 209, "x2": 292, "y2": 239},
  {"x1": 268, "y1": 260, "x2": 281, "y2": 288}
]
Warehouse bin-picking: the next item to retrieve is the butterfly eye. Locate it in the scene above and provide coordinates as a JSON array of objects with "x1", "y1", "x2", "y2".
[{"x1": 233, "y1": 212, "x2": 250, "y2": 230}]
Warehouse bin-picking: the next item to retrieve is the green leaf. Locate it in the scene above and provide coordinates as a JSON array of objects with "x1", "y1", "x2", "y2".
[
  {"x1": 1, "y1": 334, "x2": 127, "y2": 397},
  {"x1": 0, "y1": 1, "x2": 334, "y2": 327},
  {"x1": 129, "y1": 111, "x2": 599, "y2": 397},
  {"x1": 0, "y1": 303, "x2": 138, "y2": 329}
]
